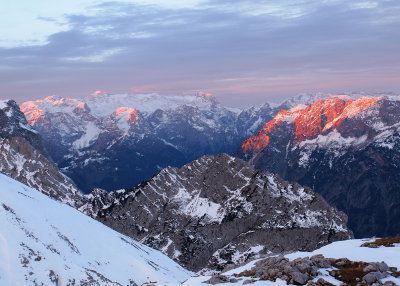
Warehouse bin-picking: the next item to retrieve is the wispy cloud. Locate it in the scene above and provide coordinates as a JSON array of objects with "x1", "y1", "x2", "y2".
[{"x1": 63, "y1": 48, "x2": 125, "y2": 63}]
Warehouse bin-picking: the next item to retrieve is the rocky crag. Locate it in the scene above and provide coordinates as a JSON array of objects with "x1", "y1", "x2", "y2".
[{"x1": 81, "y1": 154, "x2": 352, "y2": 272}]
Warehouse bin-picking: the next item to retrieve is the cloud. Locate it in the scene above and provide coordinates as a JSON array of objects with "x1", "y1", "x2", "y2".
[
  {"x1": 63, "y1": 48, "x2": 125, "y2": 63},
  {"x1": 1, "y1": 0, "x2": 400, "y2": 106}
]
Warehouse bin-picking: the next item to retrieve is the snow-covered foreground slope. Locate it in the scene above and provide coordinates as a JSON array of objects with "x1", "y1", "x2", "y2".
[
  {"x1": 0, "y1": 173, "x2": 191, "y2": 285},
  {"x1": 183, "y1": 239, "x2": 400, "y2": 285},
  {"x1": 285, "y1": 239, "x2": 400, "y2": 268}
]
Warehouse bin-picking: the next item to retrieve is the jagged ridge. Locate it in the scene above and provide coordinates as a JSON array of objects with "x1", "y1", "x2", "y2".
[
  {"x1": 0, "y1": 100, "x2": 81, "y2": 206},
  {"x1": 241, "y1": 96, "x2": 400, "y2": 238},
  {"x1": 81, "y1": 154, "x2": 352, "y2": 273}
]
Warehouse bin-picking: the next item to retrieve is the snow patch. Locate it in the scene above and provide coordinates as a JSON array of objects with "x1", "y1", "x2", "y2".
[
  {"x1": 72, "y1": 122, "x2": 101, "y2": 150},
  {"x1": 297, "y1": 129, "x2": 368, "y2": 167},
  {"x1": 0, "y1": 100, "x2": 10, "y2": 109}
]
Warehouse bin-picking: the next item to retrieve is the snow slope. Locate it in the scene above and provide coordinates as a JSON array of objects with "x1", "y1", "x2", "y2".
[
  {"x1": 0, "y1": 173, "x2": 191, "y2": 285},
  {"x1": 285, "y1": 239, "x2": 400, "y2": 268},
  {"x1": 182, "y1": 239, "x2": 400, "y2": 285}
]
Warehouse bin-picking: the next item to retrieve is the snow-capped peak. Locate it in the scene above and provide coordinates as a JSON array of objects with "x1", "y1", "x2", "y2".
[
  {"x1": 85, "y1": 92, "x2": 217, "y2": 114},
  {"x1": 113, "y1": 106, "x2": 139, "y2": 121},
  {"x1": 0, "y1": 99, "x2": 18, "y2": 115},
  {"x1": 279, "y1": 91, "x2": 400, "y2": 109},
  {"x1": 0, "y1": 99, "x2": 15, "y2": 119},
  {"x1": 0, "y1": 99, "x2": 37, "y2": 134},
  {"x1": 242, "y1": 96, "x2": 384, "y2": 152},
  {"x1": 22, "y1": 93, "x2": 215, "y2": 116},
  {"x1": 0, "y1": 99, "x2": 12, "y2": 109}
]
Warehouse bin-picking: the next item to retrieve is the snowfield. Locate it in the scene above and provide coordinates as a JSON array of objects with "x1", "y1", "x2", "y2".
[
  {"x1": 0, "y1": 173, "x2": 191, "y2": 285},
  {"x1": 285, "y1": 239, "x2": 400, "y2": 269},
  {"x1": 181, "y1": 239, "x2": 400, "y2": 285}
]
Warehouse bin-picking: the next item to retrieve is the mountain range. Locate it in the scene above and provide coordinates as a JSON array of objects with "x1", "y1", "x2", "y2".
[
  {"x1": 18, "y1": 91, "x2": 400, "y2": 238},
  {"x1": 241, "y1": 95, "x2": 400, "y2": 238},
  {"x1": 20, "y1": 93, "x2": 274, "y2": 193},
  {"x1": 1, "y1": 94, "x2": 351, "y2": 279},
  {"x1": 1, "y1": 91, "x2": 400, "y2": 284},
  {"x1": 21, "y1": 91, "x2": 395, "y2": 194}
]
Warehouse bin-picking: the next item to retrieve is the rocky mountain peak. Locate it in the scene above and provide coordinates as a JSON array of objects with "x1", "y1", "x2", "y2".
[
  {"x1": 242, "y1": 96, "x2": 383, "y2": 153},
  {"x1": 277, "y1": 91, "x2": 398, "y2": 109},
  {"x1": 0, "y1": 99, "x2": 42, "y2": 149},
  {"x1": 113, "y1": 106, "x2": 140, "y2": 129},
  {"x1": 81, "y1": 153, "x2": 352, "y2": 272},
  {"x1": 239, "y1": 96, "x2": 400, "y2": 238},
  {"x1": 0, "y1": 98, "x2": 82, "y2": 206}
]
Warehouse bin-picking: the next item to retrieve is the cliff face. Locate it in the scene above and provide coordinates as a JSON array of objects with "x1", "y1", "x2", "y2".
[
  {"x1": 81, "y1": 154, "x2": 352, "y2": 272},
  {"x1": 241, "y1": 97, "x2": 400, "y2": 238}
]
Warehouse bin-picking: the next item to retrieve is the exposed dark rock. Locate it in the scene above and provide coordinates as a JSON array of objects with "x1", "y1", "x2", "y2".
[
  {"x1": 241, "y1": 97, "x2": 400, "y2": 238},
  {"x1": 224, "y1": 255, "x2": 400, "y2": 286},
  {"x1": 362, "y1": 237, "x2": 400, "y2": 248},
  {"x1": 205, "y1": 275, "x2": 240, "y2": 284},
  {"x1": 81, "y1": 154, "x2": 352, "y2": 272}
]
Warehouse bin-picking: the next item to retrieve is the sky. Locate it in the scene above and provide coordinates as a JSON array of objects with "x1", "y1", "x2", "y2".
[{"x1": 1, "y1": 0, "x2": 399, "y2": 107}]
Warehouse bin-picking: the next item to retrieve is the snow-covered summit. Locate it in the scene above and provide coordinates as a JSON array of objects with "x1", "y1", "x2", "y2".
[
  {"x1": 21, "y1": 92, "x2": 218, "y2": 121},
  {"x1": 19, "y1": 92, "x2": 228, "y2": 146},
  {"x1": 0, "y1": 99, "x2": 37, "y2": 134},
  {"x1": 279, "y1": 91, "x2": 400, "y2": 109},
  {"x1": 87, "y1": 92, "x2": 217, "y2": 114},
  {"x1": 0, "y1": 173, "x2": 191, "y2": 285},
  {"x1": 0, "y1": 99, "x2": 11, "y2": 109},
  {"x1": 242, "y1": 96, "x2": 384, "y2": 152}
]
